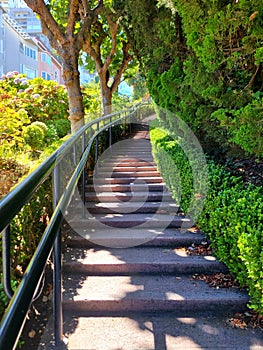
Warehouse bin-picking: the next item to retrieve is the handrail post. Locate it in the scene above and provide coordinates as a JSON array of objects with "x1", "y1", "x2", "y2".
[
  {"x1": 95, "y1": 121, "x2": 99, "y2": 162},
  {"x1": 50, "y1": 164, "x2": 66, "y2": 350},
  {"x1": 109, "y1": 116, "x2": 112, "y2": 148},
  {"x1": 81, "y1": 132, "x2": 87, "y2": 218},
  {"x1": 2, "y1": 225, "x2": 14, "y2": 299}
]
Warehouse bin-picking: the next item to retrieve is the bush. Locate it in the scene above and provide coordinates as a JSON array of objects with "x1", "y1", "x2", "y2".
[
  {"x1": 0, "y1": 73, "x2": 70, "y2": 320},
  {"x1": 150, "y1": 120, "x2": 208, "y2": 220},
  {"x1": 198, "y1": 161, "x2": 263, "y2": 314},
  {"x1": 22, "y1": 123, "x2": 45, "y2": 150},
  {"x1": 150, "y1": 123, "x2": 263, "y2": 314},
  {"x1": 53, "y1": 118, "x2": 70, "y2": 138}
]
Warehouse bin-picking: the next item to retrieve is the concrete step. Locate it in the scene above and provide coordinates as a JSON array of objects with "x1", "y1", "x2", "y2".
[
  {"x1": 105, "y1": 157, "x2": 154, "y2": 162},
  {"x1": 96, "y1": 166, "x2": 158, "y2": 172},
  {"x1": 83, "y1": 201, "x2": 179, "y2": 214},
  {"x1": 63, "y1": 246, "x2": 228, "y2": 275},
  {"x1": 98, "y1": 160, "x2": 156, "y2": 167},
  {"x1": 65, "y1": 228, "x2": 206, "y2": 248},
  {"x1": 95, "y1": 171, "x2": 161, "y2": 178},
  {"x1": 67, "y1": 213, "x2": 193, "y2": 229},
  {"x1": 62, "y1": 274, "x2": 248, "y2": 314},
  {"x1": 56, "y1": 312, "x2": 263, "y2": 350},
  {"x1": 86, "y1": 176, "x2": 165, "y2": 184},
  {"x1": 85, "y1": 191, "x2": 174, "y2": 202},
  {"x1": 85, "y1": 183, "x2": 167, "y2": 192}
]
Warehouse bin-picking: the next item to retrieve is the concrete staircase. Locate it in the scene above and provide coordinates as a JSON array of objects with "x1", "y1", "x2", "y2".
[{"x1": 60, "y1": 125, "x2": 257, "y2": 350}]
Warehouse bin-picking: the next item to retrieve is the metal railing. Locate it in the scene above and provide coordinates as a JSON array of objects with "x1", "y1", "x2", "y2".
[{"x1": 0, "y1": 102, "x2": 148, "y2": 350}]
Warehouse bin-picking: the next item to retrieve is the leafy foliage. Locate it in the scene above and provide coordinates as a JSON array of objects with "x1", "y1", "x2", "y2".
[
  {"x1": 123, "y1": 0, "x2": 263, "y2": 158},
  {"x1": 151, "y1": 123, "x2": 263, "y2": 314},
  {"x1": 0, "y1": 73, "x2": 70, "y2": 320},
  {"x1": 0, "y1": 72, "x2": 69, "y2": 157}
]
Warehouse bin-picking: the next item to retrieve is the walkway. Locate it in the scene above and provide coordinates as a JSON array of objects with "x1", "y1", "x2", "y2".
[{"x1": 39, "y1": 124, "x2": 263, "y2": 349}]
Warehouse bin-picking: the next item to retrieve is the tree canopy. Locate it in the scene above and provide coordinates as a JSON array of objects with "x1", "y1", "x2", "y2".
[{"x1": 119, "y1": 0, "x2": 263, "y2": 157}]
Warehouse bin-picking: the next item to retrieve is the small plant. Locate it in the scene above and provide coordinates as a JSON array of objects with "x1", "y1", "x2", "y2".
[
  {"x1": 53, "y1": 118, "x2": 70, "y2": 138},
  {"x1": 22, "y1": 123, "x2": 46, "y2": 151}
]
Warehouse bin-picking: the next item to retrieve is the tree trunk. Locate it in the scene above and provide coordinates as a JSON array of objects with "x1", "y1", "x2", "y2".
[
  {"x1": 101, "y1": 85, "x2": 113, "y2": 115},
  {"x1": 99, "y1": 70, "x2": 113, "y2": 115},
  {"x1": 62, "y1": 57, "x2": 85, "y2": 133}
]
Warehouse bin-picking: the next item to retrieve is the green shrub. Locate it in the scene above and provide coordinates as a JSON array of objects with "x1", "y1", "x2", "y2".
[
  {"x1": 150, "y1": 123, "x2": 263, "y2": 314},
  {"x1": 150, "y1": 121, "x2": 208, "y2": 219},
  {"x1": 22, "y1": 123, "x2": 45, "y2": 150},
  {"x1": 53, "y1": 119, "x2": 70, "y2": 138},
  {"x1": 198, "y1": 161, "x2": 263, "y2": 313}
]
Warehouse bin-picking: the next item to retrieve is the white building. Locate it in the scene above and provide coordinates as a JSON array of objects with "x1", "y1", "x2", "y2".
[{"x1": 2, "y1": 11, "x2": 38, "y2": 78}]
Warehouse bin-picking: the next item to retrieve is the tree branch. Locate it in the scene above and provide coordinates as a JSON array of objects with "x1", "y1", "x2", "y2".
[
  {"x1": 24, "y1": 0, "x2": 65, "y2": 44},
  {"x1": 66, "y1": 0, "x2": 80, "y2": 36},
  {"x1": 111, "y1": 41, "x2": 133, "y2": 93},
  {"x1": 102, "y1": 14, "x2": 118, "y2": 73}
]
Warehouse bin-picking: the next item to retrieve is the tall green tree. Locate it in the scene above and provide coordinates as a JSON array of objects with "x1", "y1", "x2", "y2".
[{"x1": 119, "y1": 0, "x2": 263, "y2": 157}]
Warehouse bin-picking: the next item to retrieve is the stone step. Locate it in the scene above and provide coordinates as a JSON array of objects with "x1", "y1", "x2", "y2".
[
  {"x1": 65, "y1": 228, "x2": 205, "y2": 248},
  {"x1": 62, "y1": 274, "x2": 248, "y2": 314},
  {"x1": 67, "y1": 213, "x2": 193, "y2": 229}
]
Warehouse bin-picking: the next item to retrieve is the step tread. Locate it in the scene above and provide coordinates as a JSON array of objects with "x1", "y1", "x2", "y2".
[
  {"x1": 84, "y1": 201, "x2": 178, "y2": 211},
  {"x1": 63, "y1": 274, "x2": 248, "y2": 305},
  {"x1": 87, "y1": 177, "x2": 165, "y2": 184},
  {"x1": 65, "y1": 228, "x2": 205, "y2": 249},
  {"x1": 86, "y1": 183, "x2": 167, "y2": 191},
  {"x1": 63, "y1": 246, "x2": 219, "y2": 264},
  {"x1": 57, "y1": 314, "x2": 263, "y2": 350}
]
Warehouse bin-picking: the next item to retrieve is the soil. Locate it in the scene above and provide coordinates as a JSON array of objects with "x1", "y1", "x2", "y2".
[
  {"x1": 0, "y1": 158, "x2": 29, "y2": 199},
  {"x1": 19, "y1": 268, "x2": 53, "y2": 350}
]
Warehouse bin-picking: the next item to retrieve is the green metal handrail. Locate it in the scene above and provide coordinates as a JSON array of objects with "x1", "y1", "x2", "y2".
[{"x1": 0, "y1": 102, "x2": 146, "y2": 350}]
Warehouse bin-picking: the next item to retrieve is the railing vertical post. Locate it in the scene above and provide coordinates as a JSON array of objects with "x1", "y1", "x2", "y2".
[
  {"x1": 81, "y1": 132, "x2": 87, "y2": 218},
  {"x1": 118, "y1": 117, "x2": 121, "y2": 139},
  {"x1": 109, "y1": 116, "x2": 112, "y2": 148},
  {"x1": 2, "y1": 225, "x2": 14, "y2": 299},
  {"x1": 51, "y1": 164, "x2": 65, "y2": 350},
  {"x1": 95, "y1": 121, "x2": 99, "y2": 162},
  {"x1": 73, "y1": 143, "x2": 77, "y2": 166}
]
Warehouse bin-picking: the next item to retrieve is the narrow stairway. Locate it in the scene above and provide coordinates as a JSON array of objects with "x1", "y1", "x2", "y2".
[{"x1": 60, "y1": 124, "x2": 255, "y2": 350}]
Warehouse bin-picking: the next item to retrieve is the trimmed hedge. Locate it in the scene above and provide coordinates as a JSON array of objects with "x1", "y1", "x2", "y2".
[{"x1": 150, "y1": 122, "x2": 263, "y2": 314}]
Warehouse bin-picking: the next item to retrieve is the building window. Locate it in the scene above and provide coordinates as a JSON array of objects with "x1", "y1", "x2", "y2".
[
  {"x1": 41, "y1": 71, "x2": 51, "y2": 81},
  {"x1": 23, "y1": 66, "x2": 36, "y2": 79},
  {"x1": 24, "y1": 45, "x2": 37, "y2": 60},
  {"x1": 30, "y1": 49, "x2": 36, "y2": 60},
  {"x1": 19, "y1": 42, "x2": 24, "y2": 53},
  {"x1": 41, "y1": 53, "x2": 47, "y2": 62}
]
